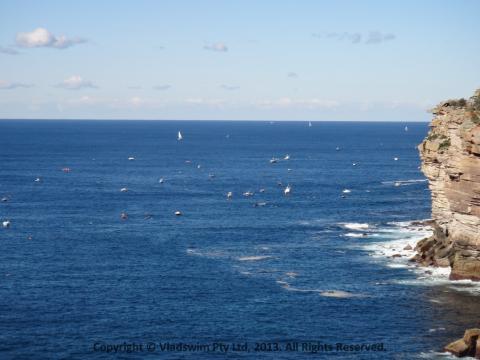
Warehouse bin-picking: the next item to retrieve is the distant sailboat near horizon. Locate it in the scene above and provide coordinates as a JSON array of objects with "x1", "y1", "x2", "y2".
[
  {"x1": 177, "y1": 131, "x2": 183, "y2": 141},
  {"x1": 308, "y1": 121, "x2": 312, "y2": 127},
  {"x1": 405, "y1": 125, "x2": 409, "y2": 132}
]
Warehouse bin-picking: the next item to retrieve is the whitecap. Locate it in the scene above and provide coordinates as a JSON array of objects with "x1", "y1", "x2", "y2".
[
  {"x1": 319, "y1": 290, "x2": 365, "y2": 298},
  {"x1": 340, "y1": 222, "x2": 370, "y2": 230},
  {"x1": 382, "y1": 179, "x2": 428, "y2": 187},
  {"x1": 237, "y1": 255, "x2": 272, "y2": 262},
  {"x1": 361, "y1": 221, "x2": 480, "y2": 295},
  {"x1": 418, "y1": 351, "x2": 457, "y2": 359},
  {"x1": 344, "y1": 232, "x2": 367, "y2": 238}
]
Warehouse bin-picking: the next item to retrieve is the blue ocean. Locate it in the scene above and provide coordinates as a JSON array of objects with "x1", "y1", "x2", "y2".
[{"x1": 0, "y1": 120, "x2": 478, "y2": 359}]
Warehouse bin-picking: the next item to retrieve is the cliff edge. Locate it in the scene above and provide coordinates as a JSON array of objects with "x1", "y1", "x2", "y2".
[{"x1": 416, "y1": 89, "x2": 480, "y2": 280}]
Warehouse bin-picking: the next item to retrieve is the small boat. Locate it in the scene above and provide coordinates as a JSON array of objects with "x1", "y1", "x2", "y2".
[
  {"x1": 342, "y1": 189, "x2": 351, "y2": 193},
  {"x1": 394, "y1": 157, "x2": 399, "y2": 161},
  {"x1": 62, "y1": 167, "x2": 71, "y2": 173},
  {"x1": 259, "y1": 188, "x2": 265, "y2": 193},
  {"x1": 394, "y1": 182, "x2": 401, "y2": 187},
  {"x1": 405, "y1": 126, "x2": 409, "y2": 132},
  {"x1": 128, "y1": 156, "x2": 135, "y2": 161},
  {"x1": 308, "y1": 121, "x2": 312, "y2": 127},
  {"x1": 175, "y1": 210, "x2": 182, "y2": 216},
  {"x1": 34, "y1": 177, "x2": 41, "y2": 182},
  {"x1": 287, "y1": 168, "x2": 292, "y2": 172},
  {"x1": 227, "y1": 191, "x2": 233, "y2": 199},
  {"x1": 159, "y1": 178, "x2": 164, "y2": 184},
  {"x1": 120, "y1": 212, "x2": 128, "y2": 220},
  {"x1": 197, "y1": 164, "x2": 201, "y2": 169},
  {"x1": 2, "y1": 220, "x2": 10, "y2": 228},
  {"x1": 284, "y1": 154, "x2": 290, "y2": 160},
  {"x1": 253, "y1": 202, "x2": 267, "y2": 207},
  {"x1": 270, "y1": 158, "x2": 278, "y2": 164},
  {"x1": 120, "y1": 187, "x2": 128, "y2": 192},
  {"x1": 177, "y1": 131, "x2": 183, "y2": 141},
  {"x1": 208, "y1": 173, "x2": 215, "y2": 179},
  {"x1": 243, "y1": 191, "x2": 254, "y2": 197},
  {"x1": 1, "y1": 197, "x2": 8, "y2": 202},
  {"x1": 352, "y1": 163, "x2": 357, "y2": 166},
  {"x1": 284, "y1": 185, "x2": 292, "y2": 195}
]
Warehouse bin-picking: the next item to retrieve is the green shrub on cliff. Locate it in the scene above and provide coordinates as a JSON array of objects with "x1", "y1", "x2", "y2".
[
  {"x1": 468, "y1": 89, "x2": 480, "y2": 111},
  {"x1": 445, "y1": 98, "x2": 467, "y2": 108},
  {"x1": 471, "y1": 112, "x2": 480, "y2": 124},
  {"x1": 438, "y1": 138, "x2": 451, "y2": 151}
]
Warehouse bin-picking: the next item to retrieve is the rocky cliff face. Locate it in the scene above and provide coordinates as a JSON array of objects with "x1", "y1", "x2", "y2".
[{"x1": 416, "y1": 89, "x2": 480, "y2": 280}]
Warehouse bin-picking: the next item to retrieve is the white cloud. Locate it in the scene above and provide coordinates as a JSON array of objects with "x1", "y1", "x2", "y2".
[
  {"x1": 256, "y1": 97, "x2": 339, "y2": 109},
  {"x1": 16, "y1": 28, "x2": 87, "y2": 49},
  {"x1": 366, "y1": 31, "x2": 396, "y2": 44},
  {"x1": 313, "y1": 32, "x2": 362, "y2": 44},
  {"x1": 0, "y1": 80, "x2": 33, "y2": 89},
  {"x1": 185, "y1": 98, "x2": 226, "y2": 107},
  {"x1": 203, "y1": 42, "x2": 228, "y2": 52},
  {"x1": 56, "y1": 75, "x2": 97, "y2": 90},
  {"x1": 153, "y1": 84, "x2": 171, "y2": 90},
  {"x1": 0, "y1": 46, "x2": 20, "y2": 55},
  {"x1": 313, "y1": 31, "x2": 395, "y2": 45},
  {"x1": 220, "y1": 84, "x2": 240, "y2": 90},
  {"x1": 65, "y1": 95, "x2": 100, "y2": 105},
  {"x1": 128, "y1": 96, "x2": 145, "y2": 106}
]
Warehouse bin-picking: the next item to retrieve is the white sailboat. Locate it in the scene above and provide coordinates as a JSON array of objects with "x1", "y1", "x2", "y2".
[
  {"x1": 284, "y1": 185, "x2": 291, "y2": 195},
  {"x1": 404, "y1": 125, "x2": 409, "y2": 132},
  {"x1": 308, "y1": 121, "x2": 312, "y2": 127},
  {"x1": 177, "y1": 131, "x2": 183, "y2": 141}
]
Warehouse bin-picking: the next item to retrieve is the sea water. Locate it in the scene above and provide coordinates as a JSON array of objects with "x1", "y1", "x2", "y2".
[{"x1": 0, "y1": 120, "x2": 477, "y2": 359}]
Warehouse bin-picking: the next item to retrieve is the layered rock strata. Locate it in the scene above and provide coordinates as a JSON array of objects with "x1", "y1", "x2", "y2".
[{"x1": 415, "y1": 89, "x2": 480, "y2": 280}]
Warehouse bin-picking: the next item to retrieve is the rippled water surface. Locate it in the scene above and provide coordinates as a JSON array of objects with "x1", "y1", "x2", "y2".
[{"x1": 0, "y1": 120, "x2": 478, "y2": 359}]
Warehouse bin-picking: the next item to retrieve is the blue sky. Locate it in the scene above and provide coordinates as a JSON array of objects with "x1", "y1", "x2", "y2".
[{"x1": 0, "y1": 0, "x2": 479, "y2": 121}]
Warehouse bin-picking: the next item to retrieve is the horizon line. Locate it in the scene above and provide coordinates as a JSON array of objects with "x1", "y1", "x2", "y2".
[{"x1": 0, "y1": 118, "x2": 430, "y2": 123}]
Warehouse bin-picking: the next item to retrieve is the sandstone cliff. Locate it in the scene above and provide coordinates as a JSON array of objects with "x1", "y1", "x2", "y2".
[{"x1": 415, "y1": 89, "x2": 480, "y2": 280}]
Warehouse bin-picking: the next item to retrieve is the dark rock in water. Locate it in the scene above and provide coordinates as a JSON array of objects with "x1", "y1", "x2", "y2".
[
  {"x1": 445, "y1": 328, "x2": 480, "y2": 358},
  {"x1": 410, "y1": 219, "x2": 435, "y2": 227},
  {"x1": 403, "y1": 244, "x2": 413, "y2": 251},
  {"x1": 391, "y1": 254, "x2": 402, "y2": 258}
]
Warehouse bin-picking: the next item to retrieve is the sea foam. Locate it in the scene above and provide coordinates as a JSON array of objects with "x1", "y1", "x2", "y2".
[{"x1": 359, "y1": 220, "x2": 480, "y2": 295}]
